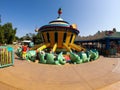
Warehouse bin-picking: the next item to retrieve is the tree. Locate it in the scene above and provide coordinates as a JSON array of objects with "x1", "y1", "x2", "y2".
[
  {"x1": 0, "y1": 22, "x2": 17, "y2": 44},
  {"x1": 32, "y1": 32, "x2": 43, "y2": 44},
  {"x1": 20, "y1": 32, "x2": 43, "y2": 44},
  {"x1": 113, "y1": 28, "x2": 116, "y2": 32},
  {"x1": 0, "y1": 25, "x2": 4, "y2": 43}
]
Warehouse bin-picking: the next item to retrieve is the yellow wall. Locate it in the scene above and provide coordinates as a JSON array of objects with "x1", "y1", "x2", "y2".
[
  {"x1": 58, "y1": 31, "x2": 64, "y2": 48},
  {"x1": 43, "y1": 32, "x2": 48, "y2": 43},
  {"x1": 49, "y1": 31, "x2": 55, "y2": 47},
  {"x1": 41, "y1": 29, "x2": 81, "y2": 52},
  {"x1": 65, "y1": 32, "x2": 72, "y2": 46}
]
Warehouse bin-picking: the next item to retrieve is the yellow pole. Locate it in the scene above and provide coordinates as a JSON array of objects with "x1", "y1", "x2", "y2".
[
  {"x1": 69, "y1": 43, "x2": 85, "y2": 51},
  {"x1": 52, "y1": 43, "x2": 57, "y2": 52},
  {"x1": 3, "y1": 48, "x2": 5, "y2": 65},
  {"x1": 70, "y1": 34, "x2": 76, "y2": 44},
  {"x1": 8, "y1": 51, "x2": 11, "y2": 63},
  {"x1": 4, "y1": 48, "x2": 6, "y2": 64},
  {"x1": 63, "y1": 43, "x2": 71, "y2": 52},
  {"x1": 6, "y1": 49, "x2": 8, "y2": 64},
  {"x1": 37, "y1": 43, "x2": 50, "y2": 52}
]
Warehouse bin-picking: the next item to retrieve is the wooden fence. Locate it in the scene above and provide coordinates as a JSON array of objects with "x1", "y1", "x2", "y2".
[{"x1": 0, "y1": 46, "x2": 14, "y2": 68}]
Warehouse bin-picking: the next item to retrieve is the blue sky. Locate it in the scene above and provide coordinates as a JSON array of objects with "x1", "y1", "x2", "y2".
[{"x1": 0, "y1": 0, "x2": 120, "y2": 37}]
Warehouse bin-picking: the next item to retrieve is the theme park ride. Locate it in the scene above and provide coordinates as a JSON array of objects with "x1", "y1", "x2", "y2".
[{"x1": 16, "y1": 8, "x2": 99, "y2": 65}]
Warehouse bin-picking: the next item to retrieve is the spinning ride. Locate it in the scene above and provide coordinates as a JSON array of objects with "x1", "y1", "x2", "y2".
[
  {"x1": 16, "y1": 8, "x2": 99, "y2": 65},
  {"x1": 36, "y1": 8, "x2": 85, "y2": 53}
]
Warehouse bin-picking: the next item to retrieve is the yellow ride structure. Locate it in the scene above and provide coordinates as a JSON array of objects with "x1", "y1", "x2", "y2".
[{"x1": 36, "y1": 8, "x2": 85, "y2": 53}]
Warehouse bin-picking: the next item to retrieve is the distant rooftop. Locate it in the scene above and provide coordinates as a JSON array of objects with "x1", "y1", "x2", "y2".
[{"x1": 75, "y1": 28, "x2": 120, "y2": 41}]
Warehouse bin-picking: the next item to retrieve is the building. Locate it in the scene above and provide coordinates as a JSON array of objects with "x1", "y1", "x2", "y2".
[{"x1": 75, "y1": 28, "x2": 120, "y2": 56}]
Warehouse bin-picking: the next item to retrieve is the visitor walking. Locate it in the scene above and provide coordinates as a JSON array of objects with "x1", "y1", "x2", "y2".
[{"x1": 22, "y1": 44, "x2": 28, "y2": 59}]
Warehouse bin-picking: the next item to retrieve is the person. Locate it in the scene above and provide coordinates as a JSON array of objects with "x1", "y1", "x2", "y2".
[{"x1": 22, "y1": 44, "x2": 28, "y2": 59}]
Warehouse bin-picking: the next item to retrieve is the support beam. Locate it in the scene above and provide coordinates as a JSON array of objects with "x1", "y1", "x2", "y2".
[
  {"x1": 36, "y1": 43, "x2": 50, "y2": 52},
  {"x1": 52, "y1": 43, "x2": 57, "y2": 52},
  {"x1": 63, "y1": 43, "x2": 71, "y2": 52},
  {"x1": 69, "y1": 43, "x2": 85, "y2": 51}
]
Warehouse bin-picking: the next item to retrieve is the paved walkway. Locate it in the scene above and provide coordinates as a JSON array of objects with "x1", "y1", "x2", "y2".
[{"x1": 0, "y1": 56, "x2": 120, "y2": 90}]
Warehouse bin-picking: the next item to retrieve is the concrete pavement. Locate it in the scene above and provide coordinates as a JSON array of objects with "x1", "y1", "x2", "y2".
[{"x1": 0, "y1": 56, "x2": 120, "y2": 90}]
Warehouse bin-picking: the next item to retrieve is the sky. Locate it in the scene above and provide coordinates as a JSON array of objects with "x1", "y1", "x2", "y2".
[{"x1": 0, "y1": 0, "x2": 120, "y2": 37}]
